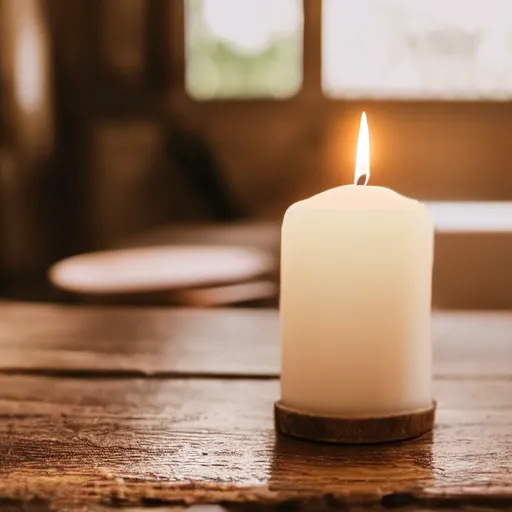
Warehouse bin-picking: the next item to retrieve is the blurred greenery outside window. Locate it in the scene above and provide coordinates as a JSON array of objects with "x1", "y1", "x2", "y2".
[{"x1": 185, "y1": 0, "x2": 303, "y2": 99}]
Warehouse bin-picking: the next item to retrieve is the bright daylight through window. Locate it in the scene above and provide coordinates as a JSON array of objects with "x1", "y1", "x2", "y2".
[
  {"x1": 323, "y1": 0, "x2": 512, "y2": 99},
  {"x1": 185, "y1": 0, "x2": 303, "y2": 99}
]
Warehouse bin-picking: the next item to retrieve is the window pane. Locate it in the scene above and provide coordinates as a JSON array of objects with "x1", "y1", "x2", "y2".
[
  {"x1": 185, "y1": 0, "x2": 303, "y2": 99},
  {"x1": 323, "y1": 0, "x2": 512, "y2": 99}
]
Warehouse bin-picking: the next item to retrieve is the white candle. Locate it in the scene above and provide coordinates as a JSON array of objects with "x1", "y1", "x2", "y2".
[{"x1": 280, "y1": 113, "x2": 434, "y2": 417}]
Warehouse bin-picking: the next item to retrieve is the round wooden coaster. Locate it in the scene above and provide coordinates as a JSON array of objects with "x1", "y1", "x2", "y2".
[{"x1": 274, "y1": 400, "x2": 436, "y2": 444}]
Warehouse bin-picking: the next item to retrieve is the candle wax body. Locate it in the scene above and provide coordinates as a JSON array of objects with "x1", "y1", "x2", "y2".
[{"x1": 280, "y1": 185, "x2": 434, "y2": 417}]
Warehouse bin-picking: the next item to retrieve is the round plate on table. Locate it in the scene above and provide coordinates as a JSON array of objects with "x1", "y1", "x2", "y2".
[{"x1": 49, "y1": 245, "x2": 274, "y2": 296}]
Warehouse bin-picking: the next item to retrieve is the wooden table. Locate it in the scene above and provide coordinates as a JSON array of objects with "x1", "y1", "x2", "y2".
[{"x1": 0, "y1": 302, "x2": 511, "y2": 511}]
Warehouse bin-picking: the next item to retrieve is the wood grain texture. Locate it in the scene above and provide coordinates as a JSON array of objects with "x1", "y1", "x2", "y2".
[
  {"x1": 0, "y1": 303, "x2": 278, "y2": 377},
  {"x1": 0, "y1": 376, "x2": 511, "y2": 509},
  {"x1": 0, "y1": 303, "x2": 512, "y2": 378},
  {"x1": 0, "y1": 302, "x2": 511, "y2": 510}
]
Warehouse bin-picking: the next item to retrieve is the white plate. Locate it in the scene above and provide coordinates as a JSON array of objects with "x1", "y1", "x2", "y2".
[{"x1": 49, "y1": 245, "x2": 274, "y2": 295}]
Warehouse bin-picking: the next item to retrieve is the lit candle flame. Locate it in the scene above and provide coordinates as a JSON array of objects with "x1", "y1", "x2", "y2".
[{"x1": 355, "y1": 112, "x2": 370, "y2": 186}]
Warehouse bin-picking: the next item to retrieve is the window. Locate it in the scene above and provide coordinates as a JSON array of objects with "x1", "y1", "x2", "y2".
[
  {"x1": 184, "y1": 0, "x2": 303, "y2": 99},
  {"x1": 323, "y1": 0, "x2": 512, "y2": 99},
  {"x1": 184, "y1": 0, "x2": 512, "y2": 100}
]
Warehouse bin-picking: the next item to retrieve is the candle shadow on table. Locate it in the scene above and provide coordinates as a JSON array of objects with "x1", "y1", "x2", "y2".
[{"x1": 268, "y1": 432, "x2": 434, "y2": 498}]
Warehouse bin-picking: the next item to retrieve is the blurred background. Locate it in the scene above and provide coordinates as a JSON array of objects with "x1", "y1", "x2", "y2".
[{"x1": 2, "y1": 0, "x2": 512, "y2": 308}]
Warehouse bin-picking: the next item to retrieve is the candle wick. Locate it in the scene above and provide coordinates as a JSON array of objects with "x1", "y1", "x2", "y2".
[{"x1": 356, "y1": 174, "x2": 368, "y2": 186}]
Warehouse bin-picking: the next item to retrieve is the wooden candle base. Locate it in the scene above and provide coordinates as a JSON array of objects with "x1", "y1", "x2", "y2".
[{"x1": 274, "y1": 401, "x2": 436, "y2": 444}]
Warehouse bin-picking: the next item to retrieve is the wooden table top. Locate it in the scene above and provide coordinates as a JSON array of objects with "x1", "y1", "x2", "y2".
[{"x1": 0, "y1": 302, "x2": 511, "y2": 511}]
